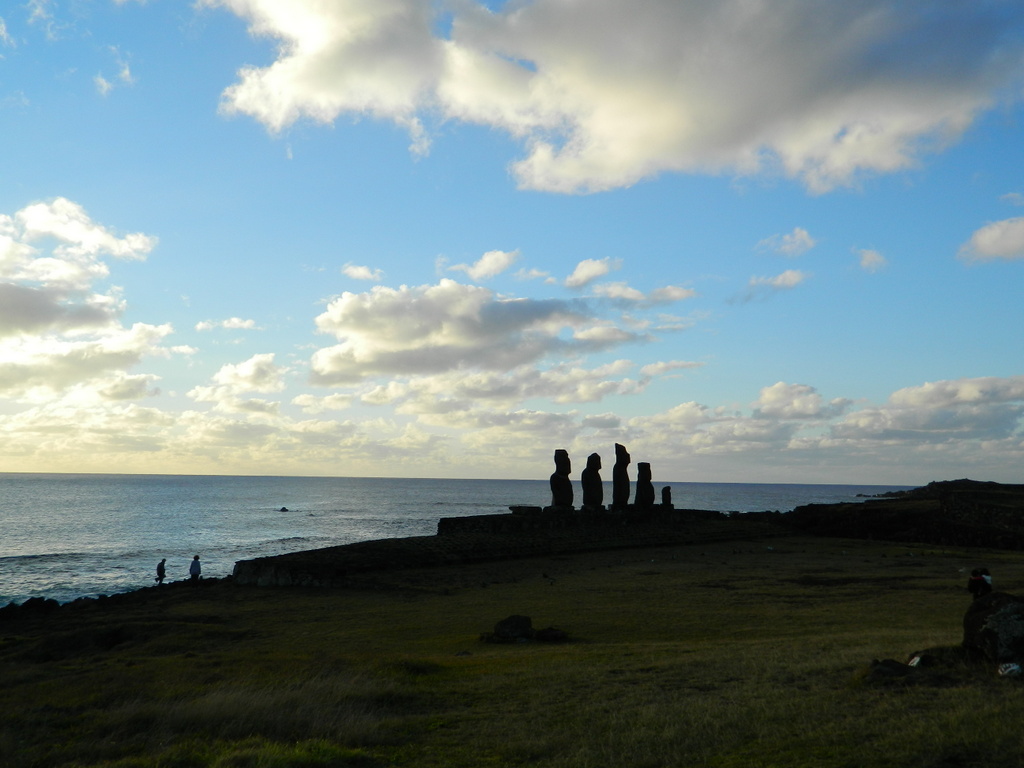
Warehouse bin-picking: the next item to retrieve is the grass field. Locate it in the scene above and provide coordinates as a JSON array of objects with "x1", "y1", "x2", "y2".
[{"x1": 3, "y1": 534, "x2": 1024, "y2": 767}]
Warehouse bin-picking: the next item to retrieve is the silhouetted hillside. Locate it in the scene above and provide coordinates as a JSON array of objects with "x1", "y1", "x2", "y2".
[{"x1": 783, "y1": 479, "x2": 1024, "y2": 548}]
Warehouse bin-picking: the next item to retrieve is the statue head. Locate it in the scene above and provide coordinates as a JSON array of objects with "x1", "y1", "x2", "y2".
[
  {"x1": 586, "y1": 452, "x2": 601, "y2": 471},
  {"x1": 553, "y1": 449, "x2": 571, "y2": 476},
  {"x1": 614, "y1": 443, "x2": 630, "y2": 465},
  {"x1": 637, "y1": 462, "x2": 652, "y2": 481}
]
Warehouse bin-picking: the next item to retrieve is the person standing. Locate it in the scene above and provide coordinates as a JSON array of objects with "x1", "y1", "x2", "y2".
[
  {"x1": 189, "y1": 555, "x2": 202, "y2": 583},
  {"x1": 155, "y1": 558, "x2": 167, "y2": 584}
]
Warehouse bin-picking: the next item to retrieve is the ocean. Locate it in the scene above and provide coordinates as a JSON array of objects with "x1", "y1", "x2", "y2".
[{"x1": 0, "y1": 473, "x2": 910, "y2": 605}]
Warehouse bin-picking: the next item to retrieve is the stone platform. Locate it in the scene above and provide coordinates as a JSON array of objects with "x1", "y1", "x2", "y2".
[{"x1": 231, "y1": 508, "x2": 786, "y2": 588}]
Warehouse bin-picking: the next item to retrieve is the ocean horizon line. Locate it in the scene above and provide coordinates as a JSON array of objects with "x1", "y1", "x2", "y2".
[{"x1": 0, "y1": 470, "x2": 917, "y2": 488}]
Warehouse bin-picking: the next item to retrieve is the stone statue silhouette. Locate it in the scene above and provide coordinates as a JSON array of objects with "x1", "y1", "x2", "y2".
[
  {"x1": 581, "y1": 452, "x2": 604, "y2": 511},
  {"x1": 634, "y1": 462, "x2": 655, "y2": 509},
  {"x1": 661, "y1": 486, "x2": 673, "y2": 509},
  {"x1": 611, "y1": 443, "x2": 631, "y2": 511},
  {"x1": 549, "y1": 449, "x2": 573, "y2": 509}
]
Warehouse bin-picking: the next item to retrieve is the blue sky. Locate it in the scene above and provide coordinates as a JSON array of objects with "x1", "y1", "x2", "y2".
[{"x1": 1, "y1": 0, "x2": 1024, "y2": 484}]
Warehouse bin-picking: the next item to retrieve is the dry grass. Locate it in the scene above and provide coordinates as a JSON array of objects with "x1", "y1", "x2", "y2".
[{"x1": 2, "y1": 535, "x2": 1023, "y2": 767}]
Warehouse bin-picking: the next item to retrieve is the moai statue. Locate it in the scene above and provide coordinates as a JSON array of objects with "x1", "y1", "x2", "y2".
[
  {"x1": 549, "y1": 449, "x2": 574, "y2": 509},
  {"x1": 634, "y1": 462, "x2": 655, "y2": 509},
  {"x1": 661, "y1": 486, "x2": 673, "y2": 509},
  {"x1": 581, "y1": 452, "x2": 604, "y2": 512},
  {"x1": 611, "y1": 443, "x2": 631, "y2": 511}
]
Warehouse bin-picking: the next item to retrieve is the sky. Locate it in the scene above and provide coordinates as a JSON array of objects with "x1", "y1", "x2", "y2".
[{"x1": 1, "y1": 0, "x2": 1024, "y2": 485}]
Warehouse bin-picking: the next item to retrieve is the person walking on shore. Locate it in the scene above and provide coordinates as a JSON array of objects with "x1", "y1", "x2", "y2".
[
  {"x1": 155, "y1": 558, "x2": 166, "y2": 584},
  {"x1": 189, "y1": 555, "x2": 202, "y2": 583}
]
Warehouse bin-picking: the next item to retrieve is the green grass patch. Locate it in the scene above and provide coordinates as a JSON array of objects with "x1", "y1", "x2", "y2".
[{"x1": 2, "y1": 536, "x2": 1022, "y2": 767}]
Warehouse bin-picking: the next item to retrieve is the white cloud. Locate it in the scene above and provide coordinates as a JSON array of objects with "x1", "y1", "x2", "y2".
[
  {"x1": 449, "y1": 249, "x2": 519, "y2": 281},
  {"x1": 592, "y1": 281, "x2": 644, "y2": 302},
  {"x1": 856, "y1": 248, "x2": 887, "y2": 273},
  {"x1": 195, "y1": 317, "x2": 258, "y2": 331},
  {"x1": 26, "y1": 0, "x2": 53, "y2": 28},
  {"x1": 0, "y1": 322, "x2": 174, "y2": 398},
  {"x1": 828, "y1": 376, "x2": 1024, "y2": 444},
  {"x1": 755, "y1": 270, "x2": 807, "y2": 290},
  {"x1": 111, "y1": 46, "x2": 134, "y2": 84},
  {"x1": 515, "y1": 267, "x2": 550, "y2": 281},
  {"x1": 204, "y1": 1, "x2": 1024, "y2": 193},
  {"x1": 650, "y1": 285, "x2": 697, "y2": 303},
  {"x1": 889, "y1": 376, "x2": 1024, "y2": 409},
  {"x1": 734, "y1": 269, "x2": 808, "y2": 302},
  {"x1": 202, "y1": 0, "x2": 440, "y2": 151},
  {"x1": 581, "y1": 412, "x2": 621, "y2": 430},
  {"x1": 625, "y1": 399, "x2": 799, "y2": 457},
  {"x1": 94, "y1": 46, "x2": 135, "y2": 95},
  {"x1": 188, "y1": 353, "x2": 288, "y2": 413},
  {"x1": 593, "y1": 282, "x2": 696, "y2": 306},
  {"x1": 639, "y1": 360, "x2": 704, "y2": 377},
  {"x1": 758, "y1": 227, "x2": 816, "y2": 256},
  {"x1": 310, "y1": 278, "x2": 641, "y2": 384},
  {"x1": 0, "y1": 199, "x2": 174, "y2": 399},
  {"x1": 3, "y1": 198, "x2": 155, "y2": 287},
  {"x1": 565, "y1": 257, "x2": 620, "y2": 288},
  {"x1": 958, "y1": 217, "x2": 1024, "y2": 262},
  {"x1": 1001, "y1": 192, "x2": 1024, "y2": 206},
  {"x1": 572, "y1": 325, "x2": 636, "y2": 344},
  {"x1": 652, "y1": 312, "x2": 699, "y2": 332},
  {"x1": 0, "y1": 283, "x2": 119, "y2": 337},
  {"x1": 374, "y1": 359, "x2": 646, "y2": 414},
  {"x1": 212, "y1": 353, "x2": 286, "y2": 393},
  {"x1": 343, "y1": 263, "x2": 384, "y2": 281},
  {"x1": 0, "y1": 18, "x2": 14, "y2": 48},
  {"x1": 292, "y1": 392, "x2": 353, "y2": 414},
  {"x1": 753, "y1": 381, "x2": 851, "y2": 420},
  {"x1": 0, "y1": 398, "x2": 177, "y2": 462},
  {"x1": 94, "y1": 74, "x2": 114, "y2": 96},
  {"x1": 96, "y1": 373, "x2": 161, "y2": 401}
]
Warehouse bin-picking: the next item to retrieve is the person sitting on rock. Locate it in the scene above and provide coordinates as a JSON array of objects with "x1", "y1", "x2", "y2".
[{"x1": 967, "y1": 568, "x2": 992, "y2": 599}]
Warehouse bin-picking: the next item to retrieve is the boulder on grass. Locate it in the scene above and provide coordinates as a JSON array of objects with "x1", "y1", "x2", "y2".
[
  {"x1": 480, "y1": 615, "x2": 570, "y2": 643},
  {"x1": 493, "y1": 615, "x2": 535, "y2": 641},
  {"x1": 962, "y1": 592, "x2": 1024, "y2": 666}
]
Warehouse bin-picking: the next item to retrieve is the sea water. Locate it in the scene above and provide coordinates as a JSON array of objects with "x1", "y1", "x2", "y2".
[{"x1": 0, "y1": 473, "x2": 909, "y2": 605}]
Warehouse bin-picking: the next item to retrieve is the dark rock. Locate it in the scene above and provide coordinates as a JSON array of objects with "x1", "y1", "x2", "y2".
[
  {"x1": 508, "y1": 505, "x2": 543, "y2": 515},
  {"x1": 493, "y1": 614, "x2": 534, "y2": 640},
  {"x1": 534, "y1": 626, "x2": 569, "y2": 642},
  {"x1": 481, "y1": 616, "x2": 568, "y2": 643},
  {"x1": 963, "y1": 592, "x2": 1024, "y2": 665},
  {"x1": 860, "y1": 655, "x2": 965, "y2": 688},
  {"x1": 0, "y1": 597, "x2": 63, "y2": 623},
  {"x1": 869, "y1": 658, "x2": 915, "y2": 679}
]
